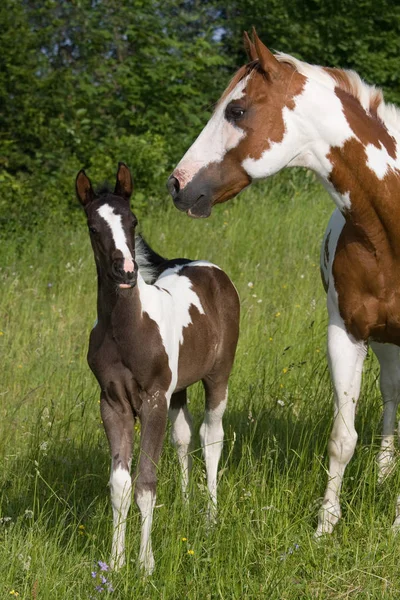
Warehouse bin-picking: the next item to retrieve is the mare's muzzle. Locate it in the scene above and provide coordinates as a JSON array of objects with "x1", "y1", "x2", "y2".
[{"x1": 167, "y1": 174, "x2": 213, "y2": 218}]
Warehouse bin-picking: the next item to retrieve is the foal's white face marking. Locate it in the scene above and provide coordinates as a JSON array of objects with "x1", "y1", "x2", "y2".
[
  {"x1": 174, "y1": 76, "x2": 251, "y2": 189},
  {"x1": 365, "y1": 143, "x2": 400, "y2": 180},
  {"x1": 97, "y1": 204, "x2": 134, "y2": 273}
]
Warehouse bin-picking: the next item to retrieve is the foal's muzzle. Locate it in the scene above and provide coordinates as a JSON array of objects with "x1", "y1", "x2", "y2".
[{"x1": 112, "y1": 260, "x2": 137, "y2": 289}]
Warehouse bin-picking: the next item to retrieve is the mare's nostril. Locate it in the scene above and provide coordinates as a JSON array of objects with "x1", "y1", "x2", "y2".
[{"x1": 167, "y1": 176, "x2": 180, "y2": 198}]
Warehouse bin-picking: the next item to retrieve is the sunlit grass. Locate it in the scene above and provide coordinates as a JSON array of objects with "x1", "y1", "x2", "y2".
[{"x1": 1, "y1": 172, "x2": 399, "y2": 598}]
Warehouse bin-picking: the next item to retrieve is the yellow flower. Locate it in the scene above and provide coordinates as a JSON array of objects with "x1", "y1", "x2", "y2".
[
  {"x1": 269, "y1": 337, "x2": 273, "y2": 342},
  {"x1": 187, "y1": 549, "x2": 194, "y2": 555},
  {"x1": 275, "y1": 312, "x2": 281, "y2": 317},
  {"x1": 181, "y1": 537, "x2": 187, "y2": 542},
  {"x1": 0, "y1": 331, "x2": 4, "y2": 335},
  {"x1": 9, "y1": 591, "x2": 20, "y2": 597},
  {"x1": 316, "y1": 349, "x2": 320, "y2": 353},
  {"x1": 282, "y1": 368, "x2": 288, "y2": 374}
]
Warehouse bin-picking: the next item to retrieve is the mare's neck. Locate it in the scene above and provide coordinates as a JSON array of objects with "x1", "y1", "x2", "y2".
[{"x1": 292, "y1": 78, "x2": 400, "y2": 253}]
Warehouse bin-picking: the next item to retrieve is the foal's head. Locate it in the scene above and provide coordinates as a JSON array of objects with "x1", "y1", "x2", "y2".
[
  {"x1": 76, "y1": 163, "x2": 138, "y2": 289},
  {"x1": 168, "y1": 30, "x2": 304, "y2": 217}
]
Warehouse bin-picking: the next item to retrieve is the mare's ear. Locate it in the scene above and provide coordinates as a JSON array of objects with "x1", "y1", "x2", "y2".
[
  {"x1": 76, "y1": 170, "x2": 95, "y2": 207},
  {"x1": 252, "y1": 27, "x2": 281, "y2": 79},
  {"x1": 243, "y1": 30, "x2": 257, "y2": 62},
  {"x1": 114, "y1": 162, "x2": 133, "y2": 201}
]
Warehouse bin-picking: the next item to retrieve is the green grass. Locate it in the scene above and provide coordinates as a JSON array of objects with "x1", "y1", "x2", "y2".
[{"x1": 1, "y1": 172, "x2": 400, "y2": 599}]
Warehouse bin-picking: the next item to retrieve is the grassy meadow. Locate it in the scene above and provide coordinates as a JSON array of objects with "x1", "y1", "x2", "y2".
[{"x1": 1, "y1": 172, "x2": 400, "y2": 599}]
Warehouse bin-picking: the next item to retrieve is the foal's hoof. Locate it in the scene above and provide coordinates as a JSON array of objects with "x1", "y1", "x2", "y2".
[{"x1": 139, "y1": 552, "x2": 155, "y2": 576}]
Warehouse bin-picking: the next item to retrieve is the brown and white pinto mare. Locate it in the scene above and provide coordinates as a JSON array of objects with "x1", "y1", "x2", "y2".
[
  {"x1": 76, "y1": 163, "x2": 239, "y2": 573},
  {"x1": 168, "y1": 31, "x2": 400, "y2": 536}
]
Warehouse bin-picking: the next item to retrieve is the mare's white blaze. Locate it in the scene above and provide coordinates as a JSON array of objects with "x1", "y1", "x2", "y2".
[
  {"x1": 199, "y1": 392, "x2": 227, "y2": 509},
  {"x1": 97, "y1": 204, "x2": 134, "y2": 272},
  {"x1": 365, "y1": 143, "x2": 400, "y2": 180},
  {"x1": 241, "y1": 78, "x2": 356, "y2": 212},
  {"x1": 174, "y1": 76, "x2": 251, "y2": 188},
  {"x1": 137, "y1": 262, "x2": 217, "y2": 400},
  {"x1": 109, "y1": 466, "x2": 132, "y2": 569},
  {"x1": 136, "y1": 488, "x2": 156, "y2": 574}
]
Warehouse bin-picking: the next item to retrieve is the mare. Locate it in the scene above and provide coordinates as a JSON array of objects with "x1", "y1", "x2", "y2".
[
  {"x1": 76, "y1": 163, "x2": 239, "y2": 572},
  {"x1": 167, "y1": 30, "x2": 400, "y2": 536}
]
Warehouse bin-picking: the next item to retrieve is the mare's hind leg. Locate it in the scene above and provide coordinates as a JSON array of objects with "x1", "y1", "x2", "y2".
[
  {"x1": 200, "y1": 377, "x2": 228, "y2": 523},
  {"x1": 316, "y1": 309, "x2": 367, "y2": 537},
  {"x1": 370, "y1": 342, "x2": 400, "y2": 483},
  {"x1": 101, "y1": 394, "x2": 134, "y2": 570},
  {"x1": 169, "y1": 389, "x2": 193, "y2": 500}
]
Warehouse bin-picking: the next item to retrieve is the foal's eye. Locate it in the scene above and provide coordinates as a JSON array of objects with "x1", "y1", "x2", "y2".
[
  {"x1": 88, "y1": 226, "x2": 98, "y2": 234},
  {"x1": 226, "y1": 105, "x2": 246, "y2": 122}
]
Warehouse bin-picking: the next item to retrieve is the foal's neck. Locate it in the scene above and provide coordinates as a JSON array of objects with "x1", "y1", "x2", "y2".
[{"x1": 96, "y1": 268, "x2": 145, "y2": 325}]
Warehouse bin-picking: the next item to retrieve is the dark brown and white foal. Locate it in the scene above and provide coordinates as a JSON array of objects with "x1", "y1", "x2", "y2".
[{"x1": 75, "y1": 163, "x2": 239, "y2": 573}]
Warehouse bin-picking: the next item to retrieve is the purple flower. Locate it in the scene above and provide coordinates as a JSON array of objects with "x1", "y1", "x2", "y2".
[
  {"x1": 95, "y1": 585, "x2": 104, "y2": 592},
  {"x1": 100, "y1": 576, "x2": 107, "y2": 584},
  {"x1": 91, "y1": 571, "x2": 97, "y2": 579},
  {"x1": 98, "y1": 561, "x2": 109, "y2": 572}
]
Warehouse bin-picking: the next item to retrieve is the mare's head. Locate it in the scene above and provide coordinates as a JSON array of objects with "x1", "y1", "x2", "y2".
[
  {"x1": 76, "y1": 163, "x2": 138, "y2": 290},
  {"x1": 167, "y1": 30, "x2": 304, "y2": 217}
]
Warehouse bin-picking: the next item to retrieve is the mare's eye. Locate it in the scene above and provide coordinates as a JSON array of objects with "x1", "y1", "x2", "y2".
[
  {"x1": 226, "y1": 105, "x2": 246, "y2": 122},
  {"x1": 89, "y1": 226, "x2": 98, "y2": 234}
]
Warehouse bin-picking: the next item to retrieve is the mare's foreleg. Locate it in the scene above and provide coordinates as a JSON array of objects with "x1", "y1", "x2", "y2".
[
  {"x1": 135, "y1": 390, "x2": 168, "y2": 575},
  {"x1": 200, "y1": 378, "x2": 228, "y2": 523},
  {"x1": 316, "y1": 311, "x2": 367, "y2": 537},
  {"x1": 101, "y1": 394, "x2": 134, "y2": 570},
  {"x1": 169, "y1": 389, "x2": 193, "y2": 500}
]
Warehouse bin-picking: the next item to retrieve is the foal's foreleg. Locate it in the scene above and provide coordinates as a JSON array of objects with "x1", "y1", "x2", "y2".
[
  {"x1": 135, "y1": 390, "x2": 168, "y2": 575},
  {"x1": 316, "y1": 315, "x2": 367, "y2": 537},
  {"x1": 370, "y1": 342, "x2": 400, "y2": 483},
  {"x1": 169, "y1": 389, "x2": 193, "y2": 500},
  {"x1": 200, "y1": 379, "x2": 228, "y2": 523},
  {"x1": 101, "y1": 396, "x2": 134, "y2": 570}
]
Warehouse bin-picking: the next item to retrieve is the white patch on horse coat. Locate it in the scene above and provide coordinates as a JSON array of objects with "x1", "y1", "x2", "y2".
[
  {"x1": 199, "y1": 392, "x2": 227, "y2": 508},
  {"x1": 242, "y1": 78, "x2": 356, "y2": 208},
  {"x1": 136, "y1": 488, "x2": 156, "y2": 574},
  {"x1": 174, "y1": 76, "x2": 251, "y2": 188},
  {"x1": 98, "y1": 204, "x2": 134, "y2": 272},
  {"x1": 137, "y1": 262, "x2": 217, "y2": 400},
  {"x1": 109, "y1": 466, "x2": 132, "y2": 569},
  {"x1": 365, "y1": 143, "x2": 400, "y2": 180}
]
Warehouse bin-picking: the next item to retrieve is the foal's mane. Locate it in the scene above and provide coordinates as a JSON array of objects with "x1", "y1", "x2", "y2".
[{"x1": 275, "y1": 52, "x2": 400, "y2": 137}]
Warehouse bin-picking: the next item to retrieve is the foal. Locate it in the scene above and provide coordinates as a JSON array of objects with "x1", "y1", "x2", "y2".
[{"x1": 76, "y1": 163, "x2": 239, "y2": 573}]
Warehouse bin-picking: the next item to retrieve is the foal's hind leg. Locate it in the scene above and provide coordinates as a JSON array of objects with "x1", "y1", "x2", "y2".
[
  {"x1": 101, "y1": 394, "x2": 134, "y2": 570},
  {"x1": 169, "y1": 389, "x2": 193, "y2": 500},
  {"x1": 316, "y1": 310, "x2": 367, "y2": 537},
  {"x1": 200, "y1": 377, "x2": 228, "y2": 523},
  {"x1": 370, "y1": 342, "x2": 400, "y2": 483}
]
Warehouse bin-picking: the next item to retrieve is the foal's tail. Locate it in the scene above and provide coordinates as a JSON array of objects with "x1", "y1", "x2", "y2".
[{"x1": 135, "y1": 235, "x2": 167, "y2": 284}]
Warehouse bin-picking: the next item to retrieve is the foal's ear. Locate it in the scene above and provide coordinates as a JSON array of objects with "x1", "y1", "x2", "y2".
[
  {"x1": 243, "y1": 30, "x2": 257, "y2": 62},
  {"x1": 76, "y1": 170, "x2": 95, "y2": 207},
  {"x1": 114, "y1": 162, "x2": 133, "y2": 201},
  {"x1": 251, "y1": 27, "x2": 281, "y2": 79}
]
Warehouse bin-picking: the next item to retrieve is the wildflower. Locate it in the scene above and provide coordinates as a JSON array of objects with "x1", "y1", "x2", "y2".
[
  {"x1": 187, "y1": 549, "x2": 194, "y2": 555},
  {"x1": 269, "y1": 337, "x2": 273, "y2": 342},
  {"x1": 257, "y1": 299, "x2": 262, "y2": 303},
  {"x1": 247, "y1": 282, "x2": 254, "y2": 288},
  {"x1": 78, "y1": 524, "x2": 85, "y2": 535},
  {"x1": 0, "y1": 331, "x2": 4, "y2": 336},
  {"x1": 275, "y1": 312, "x2": 281, "y2": 317},
  {"x1": 316, "y1": 348, "x2": 320, "y2": 353},
  {"x1": 98, "y1": 561, "x2": 109, "y2": 572},
  {"x1": 282, "y1": 367, "x2": 288, "y2": 374},
  {"x1": 277, "y1": 399, "x2": 285, "y2": 407},
  {"x1": 181, "y1": 537, "x2": 187, "y2": 542},
  {"x1": 9, "y1": 591, "x2": 19, "y2": 597},
  {"x1": 24, "y1": 509, "x2": 34, "y2": 519}
]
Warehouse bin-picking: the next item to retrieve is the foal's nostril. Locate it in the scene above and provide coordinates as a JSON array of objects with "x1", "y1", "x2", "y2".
[{"x1": 167, "y1": 176, "x2": 180, "y2": 198}]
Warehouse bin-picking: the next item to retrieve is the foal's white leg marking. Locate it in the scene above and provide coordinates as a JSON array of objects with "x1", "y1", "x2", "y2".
[
  {"x1": 370, "y1": 342, "x2": 400, "y2": 483},
  {"x1": 316, "y1": 298, "x2": 367, "y2": 537},
  {"x1": 136, "y1": 488, "x2": 156, "y2": 575},
  {"x1": 97, "y1": 204, "x2": 134, "y2": 272},
  {"x1": 110, "y1": 466, "x2": 132, "y2": 569},
  {"x1": 169, "y1": 405, "x2": 193, "y2": 499},
  {"x1": 199, "y1": 393, "x2": 227, "y2": 521}
]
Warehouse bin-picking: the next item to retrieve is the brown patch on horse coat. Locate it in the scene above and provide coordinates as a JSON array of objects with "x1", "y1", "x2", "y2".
[{"x1": 326, "y1": 90, "x2": 400, "y2": 342}]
